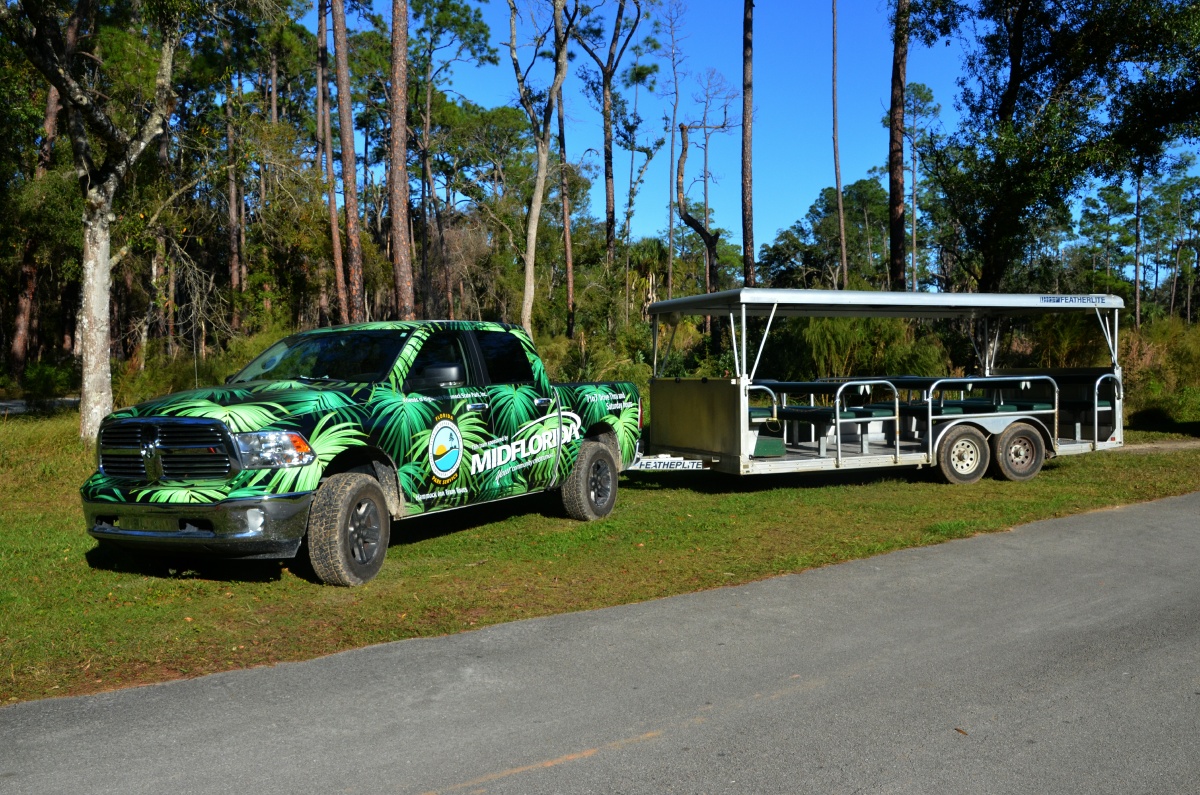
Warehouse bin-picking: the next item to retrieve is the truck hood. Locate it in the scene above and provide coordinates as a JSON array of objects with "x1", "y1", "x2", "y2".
[{"x1": 104, "y1": 380, "x2": 368, "y2": 434}]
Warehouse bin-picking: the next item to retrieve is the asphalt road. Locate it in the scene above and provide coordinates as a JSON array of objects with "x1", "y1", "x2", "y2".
[{"x1": 4, "y1": 492, "x2": 1200, "y2": 794}]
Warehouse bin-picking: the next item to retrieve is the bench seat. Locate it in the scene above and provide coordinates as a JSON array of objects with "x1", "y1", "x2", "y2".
[
  {"x1": 748, "y1": 406, "x2": 774, "y2": 421},
  {"x1": 943, "y1": 400, "x2": 1020, "y2": 413},
  {"x1": 777, "y1": 406, "x2": 856, "y2": 422},
  {"x1": 846, "y1": 406, "x2": 896, "y2": 418},
  {"x1": 897, "y1": 403, "x2": 964, "y2": 417}
]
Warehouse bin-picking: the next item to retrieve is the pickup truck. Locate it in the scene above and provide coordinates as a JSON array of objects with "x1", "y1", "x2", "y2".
[{"x1": 81, "y1": 321, "x2": 641, "y2": 585}]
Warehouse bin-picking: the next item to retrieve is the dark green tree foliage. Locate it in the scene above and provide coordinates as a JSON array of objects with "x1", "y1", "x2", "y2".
[
  {"x1": 932, "y1": 0, "x2": 1200, "y2": 291},
  {"x1": 6, "y1": 0, "x2": 1200, "y2": 418},
  {"x1": 759, "y1": 179, "x2": 889, "y2": 290}
]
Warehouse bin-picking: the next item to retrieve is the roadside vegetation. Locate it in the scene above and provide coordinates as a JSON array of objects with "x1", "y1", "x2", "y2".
[{"x1": 2, "y1": 411, "x2": 1197, "y2": 705}]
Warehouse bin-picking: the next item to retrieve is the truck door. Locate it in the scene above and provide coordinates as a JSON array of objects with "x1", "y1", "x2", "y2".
[
  {"x1": 470, "y1": 328, "x2": 559, "y2": 498},
  {"x1": 399, "y1": 329, "x2": 491, "y2": 511}
]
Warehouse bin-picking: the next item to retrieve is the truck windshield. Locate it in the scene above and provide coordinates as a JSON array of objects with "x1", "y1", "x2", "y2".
[{"x1": 229, "y1": 330, "x2": 410, "y2": 384}]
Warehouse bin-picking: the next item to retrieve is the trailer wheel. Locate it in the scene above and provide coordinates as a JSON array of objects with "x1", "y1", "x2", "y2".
[
  {"x1": 937, "y1": 425, "x2": 990, "y2": 485},
  {"x1": 307, "y1": 473, "x2": 390, "y2": 586},
  {"x1": 990, "y1": 422, "x2": 1045, "y2": 482},
  {"x1": 562, "y1": 440, "x2": 618, "y2": 521}
]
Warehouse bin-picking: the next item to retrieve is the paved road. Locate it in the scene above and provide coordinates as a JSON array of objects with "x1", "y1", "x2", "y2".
[{"x1": 4, "y1": 493, "x2": 1200, "y2": 794}]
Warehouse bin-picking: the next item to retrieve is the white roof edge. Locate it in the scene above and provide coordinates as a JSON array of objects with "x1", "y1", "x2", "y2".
[{"x1": 647, "y1": 288, "x2": 1125, "y2": 319}]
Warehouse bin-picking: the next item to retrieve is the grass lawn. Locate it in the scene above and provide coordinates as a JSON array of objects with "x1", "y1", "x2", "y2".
[{"x1": 2, "y1": 414, "x2": 1198, "y2": 705}]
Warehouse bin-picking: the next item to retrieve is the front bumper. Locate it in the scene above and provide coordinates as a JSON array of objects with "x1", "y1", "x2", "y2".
[{"x1": 83, "y1": 493, "x2": 312, "y2": 559}]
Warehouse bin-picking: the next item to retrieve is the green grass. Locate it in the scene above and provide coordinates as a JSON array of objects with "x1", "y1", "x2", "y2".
[{"x1": 2, "y1": 413, "x2": 1199, "y2": 705}]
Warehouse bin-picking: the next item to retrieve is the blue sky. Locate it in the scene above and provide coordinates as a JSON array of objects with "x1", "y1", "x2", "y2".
[{"x1": 351, "y1": 0, "x2": 970, "y2": 253}]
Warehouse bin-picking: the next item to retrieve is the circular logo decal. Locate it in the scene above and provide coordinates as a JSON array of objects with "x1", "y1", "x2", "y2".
[{"x1": 429, "y1": 415, "x2": 463, "y2": 484}]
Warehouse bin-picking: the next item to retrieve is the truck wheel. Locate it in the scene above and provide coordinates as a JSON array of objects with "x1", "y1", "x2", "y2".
[
  {"x1": 306, "y1": 472, "x2": 390, "y2": 586},
  {"x1": 562, "y1": 440, "x2": 618, "y2": 521},
  {"x1": 937, "y1": 425, "x2": 990, "y2": 485},
  {"x1": 990, "y1": 422, "x2": 1045, "y2": 482}
]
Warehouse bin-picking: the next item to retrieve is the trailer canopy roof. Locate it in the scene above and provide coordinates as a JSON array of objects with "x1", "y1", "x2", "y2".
[{"x1": 647, "y1": 288, "x2": 1123, "y2": 320}]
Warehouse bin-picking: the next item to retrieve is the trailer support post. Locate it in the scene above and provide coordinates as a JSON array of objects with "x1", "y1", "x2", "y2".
[
  {"x1": 729, "y1": 313, "x2": 741, "y2": 377},
  {"x1": 749, "y1": 303, "x2": 778, "y2": 381}
]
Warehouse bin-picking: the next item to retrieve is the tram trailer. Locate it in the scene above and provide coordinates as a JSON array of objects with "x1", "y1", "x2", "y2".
[{"x1": 637, "y1": 289, "x2": 1124, "y2": 484}]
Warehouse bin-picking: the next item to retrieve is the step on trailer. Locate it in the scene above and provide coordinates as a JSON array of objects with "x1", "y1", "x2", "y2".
[{"x1": 636, "y1": 289, "x2": 1124, "y2": 484}]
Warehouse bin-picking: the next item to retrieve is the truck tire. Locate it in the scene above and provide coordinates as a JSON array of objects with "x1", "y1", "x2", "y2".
[
  {"x1": 937, "y1": 425, "x2": 990, "y2": 485},
  {"x1": 562, "y1": 440, "x2": 618, "y2": 521},
  {"x1": 306, "y1": 472, "x2": 390, "y2": 586},
  {"x1": 990, "y1": 422, "x2": 1045, "y2": 482}
]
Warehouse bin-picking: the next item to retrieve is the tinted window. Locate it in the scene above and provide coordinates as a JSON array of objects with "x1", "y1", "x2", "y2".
[
  {"x1": 231, "y1": 330, "x2": 409, "y2": 383},
  {"x1": 476, "y1": 330, "x2": 535, "y2": 384},
  {"x1": 405, "y1": 332, "x2": 469, "y2": 391}
]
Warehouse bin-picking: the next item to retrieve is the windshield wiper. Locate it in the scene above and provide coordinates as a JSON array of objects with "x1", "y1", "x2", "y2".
[{"x1": 294, "y1": 375, "x2": 346, "y2": 384}]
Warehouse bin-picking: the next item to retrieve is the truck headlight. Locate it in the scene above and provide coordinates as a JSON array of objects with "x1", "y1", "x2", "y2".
[{"x1": 235, "y1": 431, "x2": 315, "y2": 468}]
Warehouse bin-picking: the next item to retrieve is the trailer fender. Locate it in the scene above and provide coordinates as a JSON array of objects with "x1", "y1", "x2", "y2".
[{"x1": 931, "y1": 416, "x2": 1055, "y2": 453}]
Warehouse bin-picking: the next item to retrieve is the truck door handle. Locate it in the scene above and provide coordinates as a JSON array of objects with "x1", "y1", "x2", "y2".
[
  {"x1": 534, "y1": 397, "x2": 553, "y2": 409},
  {"x1": 466, "y1": 402, "x2": 489, "y2": 412}
]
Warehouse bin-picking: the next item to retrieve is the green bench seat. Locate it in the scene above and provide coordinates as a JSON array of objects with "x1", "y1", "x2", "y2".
[
  {"x1": 899, "y1": 403, "x2": 964, "y2": 417},
  {"x1": 748, "y1": 406, "x2": 775, "y2": 421},
  {"x1": 846, "y1": 406, "x2": 896, "y2": 418},
  {"x1": 777, "y1": 406, "x2": 856, "y2": 423},
  {"x1": 944, "y1": 400, "x2": 1020, "y2": 413}
]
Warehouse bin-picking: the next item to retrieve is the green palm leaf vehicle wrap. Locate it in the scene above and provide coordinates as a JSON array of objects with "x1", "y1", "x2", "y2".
[{"x1": 81, "y1": 321, "x2": 641, "y2": 585}]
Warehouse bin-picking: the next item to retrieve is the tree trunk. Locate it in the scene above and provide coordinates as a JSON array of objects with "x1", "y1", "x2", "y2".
[
  {"x1": 664, "y1": 1, "x2": 683, "y2": 300},
  {"x1": 318, "y1": 0, "x2": 349, "y2": 324},
  {"x1": 78, "y1": 203, "x2": 113, "y2": 439},
  {"x1": 519, "y1": 139, "x2": 551, "y2": 332},
  {"x1": 1170, "y1": 242, "x2": 1181, "y2": 318},
  {"x1": 574, "y1": 0, "x2": 640, "y2": 273},
  {"x1": 167, "y1": 253, "x2": 176, "y2": 355},
  {"x1": 11, "y1": 131, "x2": 51, "y2": 381},
  {"x1": 832, "y1": 0, "x2": 848, "y2": 289},
  {"x1": 741, "y1": 0, "x2": 756, "y2": 286},
  {"x1": 270, "y1": 47, "x2": 278, "y2": 125},
  {"x1": 506, "y1": 0, "x2": 572, "y2": 334},
  {"x1": 239, "y1": 180, "x2": 248, "y2": 293},
  {"x1": 910, "y1": 127, "x2": 918, "y2": 291},
  {"x1": 557, "y1": 85, "x2": 576, "y2": 338},
  {"x1": 888, "y1": 0, "x2": 910, "y2": 291},
  {"x1": 389, "y1": 0, "x2": 415, "y2": 320},
  {"x1": 1134, "y1": 168, "x2": 1142, "y2": 329},
  {"x1": 602, "y1": 81, "x2": 616, "y2": 270},
  {"x1": 11, "y1": 241, "x2": 38, "y2": 380},
  {"x1": 678, "y1": 124, "x2": 721, "y2": 297},
  {"x1": 224, "y1": 50, "x2": 241, "y2": 329},
  {"x1": 331, "y1": 0, "x2": 366, "y2": 323}
]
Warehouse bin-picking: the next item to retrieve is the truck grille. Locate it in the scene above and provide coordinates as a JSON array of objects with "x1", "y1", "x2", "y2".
[{"x1": 100, "y1": 420, "x2": 234, "y2": 482}]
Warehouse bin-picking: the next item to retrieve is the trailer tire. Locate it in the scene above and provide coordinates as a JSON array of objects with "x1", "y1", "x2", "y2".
[
  {"x1": 937, "y1": 425, "x2": 990, "y2": 485},
  {"x1": 307, "y1": 473, "x2": 390, "y2": 586},
  {"x1": 990, "y1": 422, "x2": 1045, "y2": 482},
  {"x1": 562, "y1": 440, "x2": 618, "y2": 521}
]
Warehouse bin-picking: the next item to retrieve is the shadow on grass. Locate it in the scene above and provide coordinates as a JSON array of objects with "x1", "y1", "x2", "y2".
[
  {"x1": 81, "y1": 491, "x2": 568, "y2": 584},
  {"x1": 85, "y1": 541, "x2": 289, "y2": 583},
  {"x1": 1128, "y1": 407, "x2": 1200, "y2": 438},
  {"x1": 390, "y1": 490, "x2": 565, "y2": 546}
]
